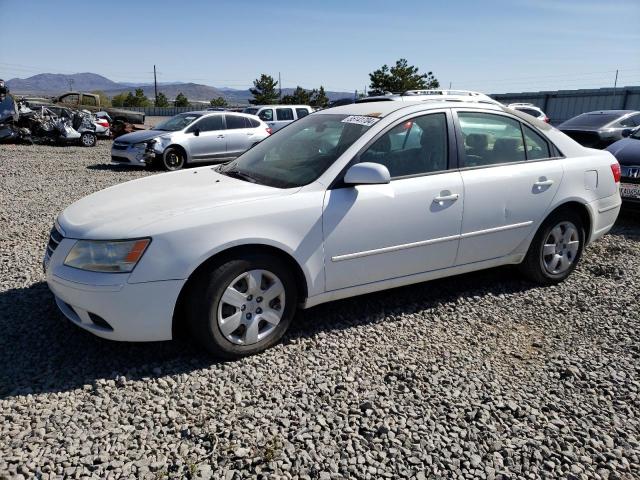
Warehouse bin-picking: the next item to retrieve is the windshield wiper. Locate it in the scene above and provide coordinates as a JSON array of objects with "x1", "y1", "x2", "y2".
[{"x1": 221, "y1": 167, "x2": 258, "y2": 183}]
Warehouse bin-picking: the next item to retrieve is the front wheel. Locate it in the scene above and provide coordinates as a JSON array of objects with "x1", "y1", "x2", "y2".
[
  {"x1": 161, "y1": 147, "x2": 186, "y2": 171},
  {"x1": 185, "y1": 254, "x2": 298, "y2": 358},
  {"x1": 519, "y1": 209, "x2": 585, "y2": 285}
]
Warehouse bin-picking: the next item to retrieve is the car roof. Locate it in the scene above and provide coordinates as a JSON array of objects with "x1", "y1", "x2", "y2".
[
  {"x1": 581, "y1": 110, "x2": 637, "y2": 115},
  {"x1": 318, "y1": 100, "x2": 504, "y2": 118},
  {"x1": 246, "y1": 105, "x2": 311, "y2": 109}
]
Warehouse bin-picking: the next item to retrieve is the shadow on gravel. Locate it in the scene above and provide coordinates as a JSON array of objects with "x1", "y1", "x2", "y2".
[
  {"x1": 0, "y1": 282, "x2": 215, "y2": 399},
  {"x1": 86, "y1": 163, "x2": 150, "y2": 172},
  {"x1": 1, "y1": 220, "x2": 637, "y2": 399}
]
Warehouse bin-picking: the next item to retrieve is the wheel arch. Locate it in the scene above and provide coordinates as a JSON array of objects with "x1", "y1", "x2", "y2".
[
  {"x1": 165, "y1": 144, "x2": 190, "y2": 163},
  {"x1": 547, "y1": 200, "x2": 593, "y2": 243},
  {"x1": 171, "y1": 243, "x2": 309, "y2": 338}
]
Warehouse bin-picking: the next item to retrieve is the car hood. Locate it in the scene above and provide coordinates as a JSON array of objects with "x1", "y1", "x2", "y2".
[
  {"x1": 58, "y1": 167, "x2": 296, "y2": 239},
  {"x1": 605, "y1": 137, "x2": 640, "y2": 165},
  {"x1": 113, "y1": 129, "x2": 171, "y2": 144}
]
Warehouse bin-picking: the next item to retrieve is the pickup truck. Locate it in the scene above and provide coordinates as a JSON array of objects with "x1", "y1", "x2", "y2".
[{"x1": 23, "y1": 92, "x2": 145, "y2": 125}]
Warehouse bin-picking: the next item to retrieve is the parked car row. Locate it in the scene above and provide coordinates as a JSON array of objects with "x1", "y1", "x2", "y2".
[{"x1": 52, "y1": 98, "x2": 622, "y2": 358}]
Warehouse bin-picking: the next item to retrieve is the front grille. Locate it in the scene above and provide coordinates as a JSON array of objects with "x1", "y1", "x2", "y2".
[
  {"x1": 111, "y1": 155, "x2": 130, "y2": 163},
  {"x1": 112, "y1": 143, "x2": 128, "y2": 150},
  {"x1": 46, "y1": 225, "x2": 64, "y2": 258}
]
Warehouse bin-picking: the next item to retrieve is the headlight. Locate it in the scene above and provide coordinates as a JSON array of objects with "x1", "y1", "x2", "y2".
[
  {"x1": 64, "y1": 239, "x2": 151, "y2": 273},
  {"x1": 133, "y1": 142, "x2": 146, "y2": 149}
]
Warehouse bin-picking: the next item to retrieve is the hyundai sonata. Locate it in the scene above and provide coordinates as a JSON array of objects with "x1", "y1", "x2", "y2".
[{"x1": 46, "y1": 101, "x2": 622, "y2": 358}]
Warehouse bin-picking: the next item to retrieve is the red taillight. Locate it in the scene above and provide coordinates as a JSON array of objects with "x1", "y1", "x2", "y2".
[
  {"x1": 543, "y1": 117, "x2": 550, "y2": 123},
  {"x1": 266, "y1": 127, "x2": 272, "y2": 135},
  {"x1": 97, "y1": 120, "x2": 109, "y2": 128},
  {"x1": 610, "y1": 162, "x2": 621, "y2": 183}
]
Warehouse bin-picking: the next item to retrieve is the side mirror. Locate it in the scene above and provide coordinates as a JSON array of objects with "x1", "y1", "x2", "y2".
[
  {"x1": 621, "y1": 128, "x2": 633, "y2": 138},
  {"x1": 344, "y1": 162, "x2": 390, "y2": 185},
  {"x1": 192, "y1": 127, "x2": 200, "y2": 136}
]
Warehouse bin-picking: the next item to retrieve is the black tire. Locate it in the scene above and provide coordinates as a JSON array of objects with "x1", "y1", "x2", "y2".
[
  {"x1": 518, "y1": 208, "x2": 585, "y2": 285},
  {"x1": 80, "y1": 132, "x2": 97, "y2": 147},
  {"x1": 162, "y1": 147, "x2": 186, "y2": 171},
  {"x1": 185, "y1": 254, "x2": 298, "y2": 359}
]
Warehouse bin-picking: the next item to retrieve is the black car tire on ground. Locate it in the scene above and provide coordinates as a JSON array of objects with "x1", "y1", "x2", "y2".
[
  {"x1": 79, "y1": 132, "x2": 97, "y2": 147},
  {"x1": 160, "y1": 147, "x2": 186, "y2": 171},
  {"x1": 185, "y1": 254, "x2": 298, "y2": 359},
  {"x1": 519, "y1": 208, "x2": 585, "y2": 285}
]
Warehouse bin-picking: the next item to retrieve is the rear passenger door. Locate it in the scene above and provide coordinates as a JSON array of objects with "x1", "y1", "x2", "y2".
[
  {"x1": 273, "y1": 107, "x2": 294, "y2": 131},
  {"x1": 452, "y1": 109, "x2": 563, "y2": 265},
  {"x1": 224, "y1": 114, "x2": 254, "y2": 157}
]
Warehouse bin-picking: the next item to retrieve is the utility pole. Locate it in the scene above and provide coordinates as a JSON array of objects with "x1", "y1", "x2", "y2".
[
  {"x1": 68, "y1": 79, "x2": 74, "y2": 91},
  {"x1": 612, "y1": 69, "x2": 618, "y2": 108},
  {"x1": 153, "y1": 65, "x2": 158, "y2": 105},
  {"x1": 278, "y1": 72, "x2": 282, "y2": 100},
  {"x1": 449, "y1": 81, "x2": 452, "y2": 89}
]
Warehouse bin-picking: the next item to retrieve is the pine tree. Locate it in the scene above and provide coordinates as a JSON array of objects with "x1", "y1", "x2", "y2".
[{"x1": 249, "y1": 74, "x2": 279, "y2": 105}]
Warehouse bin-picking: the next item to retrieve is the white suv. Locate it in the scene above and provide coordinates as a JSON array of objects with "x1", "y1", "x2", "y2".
[
  {"x1": 243, "y1": 105, "x2": 313, "y2": 132},
  {"x1": 47, "y1": 101, "x2": 621, "y2": 358},
  {"x1": 508, "y1": 103, "x2": 550, "y2": 123}
]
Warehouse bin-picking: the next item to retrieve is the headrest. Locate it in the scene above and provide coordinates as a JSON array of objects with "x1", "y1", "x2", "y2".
[
  {"x1": 465, "y1": 133, "x2": 488, "y2": 150},
  {"x1": 493, "y1": 137, "x2": 522, "y2": 152}
]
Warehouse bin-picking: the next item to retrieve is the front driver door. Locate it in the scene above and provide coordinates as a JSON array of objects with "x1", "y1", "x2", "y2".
[
  {"x1": 185, "y1": 115, "x2": 226, "y2": 161},
  {"x1": 323, "y1": 111, "x2": 464, "y2": 291}
]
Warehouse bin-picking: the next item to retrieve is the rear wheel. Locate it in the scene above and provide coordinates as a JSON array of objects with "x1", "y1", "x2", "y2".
[
  {"x1": 80, "y1": 132, "x2": 97, "y2": 147},
  {"x1": 161, "y1": 147, "x2": 186, "y2": 171},
  {"x1": 185, "y1": 254, "x2": 298, "y2": 358},
  {"x1": 519, "y1": 209, "x2": 585, "y2": 285}
]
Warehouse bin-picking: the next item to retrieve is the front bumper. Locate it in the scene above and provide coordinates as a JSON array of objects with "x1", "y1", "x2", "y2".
[
  {"x1": 44, "y1": 234, "x2": 184, "y2": 342},
  {"x1": 110, "y1": 142, "x2": 157, "y2": 166}
]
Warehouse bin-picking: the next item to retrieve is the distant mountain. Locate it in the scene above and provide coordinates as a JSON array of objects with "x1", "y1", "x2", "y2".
[
  {"x1": 6, "y1": 72, "x2": 354, "y2": 105},
  {"x1": 7, "y1": 73, "x2": 120, "y2": 93}
]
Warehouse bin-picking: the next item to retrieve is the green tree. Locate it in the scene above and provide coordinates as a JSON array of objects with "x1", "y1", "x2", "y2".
[
  {"x1": 249, "y1": 74, "x2": 279, "y2": 105},
  {"x1": 90, "y1": 90, "x2": 111, "y2": 107},
  {"x1": 209, "y1": 96, "x2": 228, "y2": 107},
  {"x1": 121, "y1": 88, "x2": 151, "y2": 107},
  {"x1": 111, "y1": 92, "x2": 128, "y2": 107},
  {"x1": 155, "y1": 92, "x2": 169, "y2": 107},
  {"x1": 281, "y1": 86, "x2": 314, "y2": 105},
  {"x1": 311, "y1": 86, "x2": 329, "y2": 108},
  {"x1": 174, "y1": 92, "x2": 189, "y2": 107},
  {"x1": 369, "y1": 58, "x2": 439, "y2": 94}
]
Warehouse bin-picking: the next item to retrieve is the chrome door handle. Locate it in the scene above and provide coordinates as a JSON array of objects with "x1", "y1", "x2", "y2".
[
  {"x1": 433, "y1": 193, "x2": 460, "y2": 204},
  {"x1": 534, "y1": 179, "x2": 554, "y2": 189}
]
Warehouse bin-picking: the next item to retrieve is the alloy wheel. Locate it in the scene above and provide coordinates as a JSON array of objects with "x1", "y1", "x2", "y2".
[
  {"x1": 542, "y1": 221, "x2": 580, "y2": 275},
  {"x1": 217, "y1": 269, "x2": 285, "y2": 345}
]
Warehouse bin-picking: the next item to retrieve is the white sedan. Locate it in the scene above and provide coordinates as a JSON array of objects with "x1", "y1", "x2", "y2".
[{"x1": 45, "y1": 101, "x2": 622, "y2": 358}]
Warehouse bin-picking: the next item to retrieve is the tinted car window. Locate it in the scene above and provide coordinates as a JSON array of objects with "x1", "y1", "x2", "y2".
[
  {"x1": 619, "y1": 114, "x2": 640, "y2": 127},
  {"x1": 82, "y1": 95, "x2": 97, "y2": 107},
  {"x1": 196, "y1": 115, "x2": 223, "y2": 132},
  {"x1": 225, "y1": 115, "x2": 249, "y2": 129},
  {"x1": 522, "y1": 125, "x2": 551, "y2": 160},
  {"x1": 560, "y1": 113, "x2": 621, "y2": 128},
  {"x1": 459, "y1": 112, "x2": 525, "y2": 166},
  {"x1": 296, "y1": 108, "x2": 310, "y2": 119},
  {"x1": 61, "y1": 94, "x2": 79, "y2": 106},
  {"x1": 276, "y1": 108, "x2": 294, "y2": 121},
  {"x1": 258, "y1": 109, "x2": 273, "y2": 121},
  {"x1": 247, "y1": 117, "x2": 260, "y2": 128},
  {"x1": 517, "y1": 108, "x2": 540, "y2": 118},
  {"x1": 360, "y1": 113, "x2": 448, "y2": 178}
]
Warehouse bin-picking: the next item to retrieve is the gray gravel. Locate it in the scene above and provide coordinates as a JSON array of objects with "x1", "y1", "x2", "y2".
[{"x1": 1, "y1": 142, "x2": 639, "y2": 479}]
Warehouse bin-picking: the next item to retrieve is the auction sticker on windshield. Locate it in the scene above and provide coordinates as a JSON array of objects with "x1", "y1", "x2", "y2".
[{"x1": 341, "y1": 115, "x2": 381, "y2": 127}]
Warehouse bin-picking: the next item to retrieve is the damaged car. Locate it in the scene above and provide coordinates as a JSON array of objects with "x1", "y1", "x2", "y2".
[
  {"x1": 111, "y1": 111, "x2": 270, "y2": 171},
  {"x1": 0, "y1": 96, "x2": 98, "y2": 147}
]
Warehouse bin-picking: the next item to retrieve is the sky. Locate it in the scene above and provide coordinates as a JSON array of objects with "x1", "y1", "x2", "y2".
[{"x1": 1, "y1": 0, "x2": 639, "y2": 94}]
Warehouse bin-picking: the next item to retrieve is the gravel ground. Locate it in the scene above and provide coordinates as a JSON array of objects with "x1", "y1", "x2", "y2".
[{"x1": 0, "y1": 142, "x2": 639, "y2": 479}]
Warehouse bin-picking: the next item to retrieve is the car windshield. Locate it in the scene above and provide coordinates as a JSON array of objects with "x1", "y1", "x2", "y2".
[
  {"x1": 154, "y1": 113, "x2": 201, "y2": 131},
  {"x1": 631, "y1": 128, "x2": 640, "y2": 140},
  {"x1": 218, "y1": 113, "x2": 376, "y2": 188},
  {"x1": 243, "y1": 108, "x2": 259, "y2": 115},
  {"x1": 561, "y1": 113, "x2": 621, "y2": 129}
]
